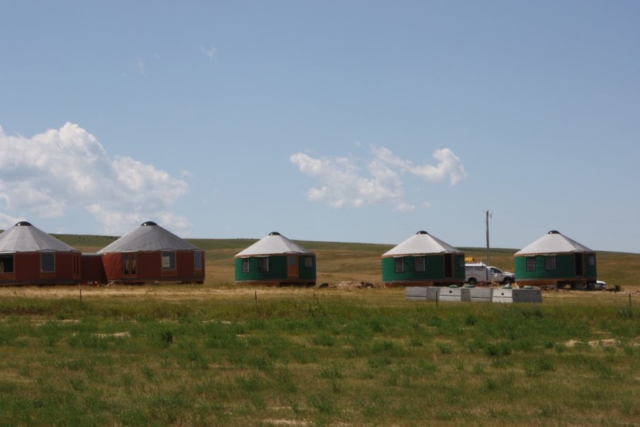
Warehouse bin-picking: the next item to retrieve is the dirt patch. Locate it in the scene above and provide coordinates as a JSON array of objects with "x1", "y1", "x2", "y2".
[
  {"x1": 333, "y1": 281, "x2": 382, "y2": 289},
  {"x1": 94, "y1": 332, "x2": 130, "y2": 338},
  {"x1": 261, "y1": 420, "x2": 308, "y2": 426},
  {"x1": 566, "y1": 339, "x2": 620, "y2": 348}
]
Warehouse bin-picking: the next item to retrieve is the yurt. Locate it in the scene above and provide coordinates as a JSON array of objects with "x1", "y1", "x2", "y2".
[
  {"x1": 514, "y1": 230, "x2": 597, "y2": 288},
  {"x1": 381, "y1": 231, "x2": 465, "y2": 286},
  {"x1": 234, "y1": 232, "x2": 316, "y2": 286},
  {"x1": 97, "y1": 221, "x2": 205, "y2": 284},
  {"x1": 0, "y1": 221, "x2": 81, "y2": 286}
]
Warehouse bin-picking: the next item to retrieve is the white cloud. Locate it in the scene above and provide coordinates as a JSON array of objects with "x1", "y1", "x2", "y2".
[
  {"x1": 0, "y1": 123, "x2": 190, "y2": 234},
  {"x1": 290, "y1": 152, "x2": 409, "y2": 212},
  {"x1": 290, "y1": 144, "x2": 466, "y2": 211},
  {"x1": 136, "y1": 57, "x2": 145, "y2": 75},
  {"x1": 0, "y1": 212, "x2": 23, "y2": 230},
  {"x1": 370, "y1": 145, "x2": 467, "y2": 185},
  {"x1": 393, "y1": 202, "x2": 416, "y2": 213},
  {"x1": 200, "y1": 46, "x2": 216, "y2": 60},
  {"x1": 180, "y1": 170, "x2": 194, "y2": 179},
  {"x1": 421, "y1": 201, "x2": 432, "y2": 209}
]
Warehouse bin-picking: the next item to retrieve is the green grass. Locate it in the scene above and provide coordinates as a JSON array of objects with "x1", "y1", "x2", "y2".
[{"x1": 0, "y1": 288, "x2": 639, "y2": 426}]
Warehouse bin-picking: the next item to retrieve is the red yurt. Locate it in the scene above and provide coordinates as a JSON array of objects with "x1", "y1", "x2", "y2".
[
  {"x1": 97, "y1": 221, "x2": 205, "y2": 284},
  {"x1": 0, "y1": 221, "x2": 81, "y2": 286}
]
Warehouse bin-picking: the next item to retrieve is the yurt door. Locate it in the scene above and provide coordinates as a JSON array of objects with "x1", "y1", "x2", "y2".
[
  {"x1": 124, "y1": 254, "x2": 138, "y2": 278},
  {"x1": 575, "y1": 254, "x2": 584, "y2": 276},
  {"x1": 444, "y1": 254, "x2": 454, "y2": 278},
  {"x1": 287, "y1": 255, "x2": 299, "y2": 279}
]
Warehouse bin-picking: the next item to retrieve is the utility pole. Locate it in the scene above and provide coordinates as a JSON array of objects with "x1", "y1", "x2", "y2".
[{"x1": 486, "y1": 210, "x2": 491, "y2": 282}]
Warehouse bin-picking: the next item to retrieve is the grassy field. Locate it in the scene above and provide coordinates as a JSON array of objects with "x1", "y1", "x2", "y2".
[
  {"x1": 0, "y1": 286, "x2": 639, "y2": 426},
  {"x1": 1, "y1": 236, "x2": 637, "y2": 426}
]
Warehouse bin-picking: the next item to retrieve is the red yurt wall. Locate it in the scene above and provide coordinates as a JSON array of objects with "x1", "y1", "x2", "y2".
[
  {"x1": 102, "y1": 253, "x2": 124, "y2": 281},
  {"x1": 14, "y1": 253, "x2": 39, "y2": 282},
  {"x1": 137, "y1": 252, "x2": 161, "y2": 279},
  {"x1": 81, "y1": 254, "x2": 106, "y2": 284},
  {"x1": 56, "y1": 253, "x2": 75, "y2": 280},
  {"x1": 11, "y1": 252, "x2": 80, "y2": 284},
  {"x1": 101, "y1": 251, "x2": 204, "y2": 283},
  {"x1": 176, "y1": 251, "x2": 194, "y2": 278}
]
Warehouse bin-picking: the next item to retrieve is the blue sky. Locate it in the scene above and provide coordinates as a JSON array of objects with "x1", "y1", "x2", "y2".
[{"x1": 0, "y1": 1, "x2": 638, "y2": 253}]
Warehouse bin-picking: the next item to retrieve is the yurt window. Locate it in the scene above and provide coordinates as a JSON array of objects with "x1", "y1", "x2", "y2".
[
  {"x1": 458, "y1": 256, "x2": 465, "y2": 268},
  {"x1": 123, "y1": 254, "x2": 137, "y2": 275},
  {"x1": 588, "y1": 254, "x2": 596, "y2": 267},
  {"x1": 242, "y1": 258, "x2": 250, "y2": 273},
  {"x1": 41, "y1": 253, "x2": 55, "y2": 272},
  {"x1": 0, "y1": 255, "x2": 14, "y2": 273},
  {"x1": 194, "y1": 251, "x2": 203, "y2": 271},
  {"x1": 394, "y1": 258, "x2": 404, "y2": 273},
  {"x1": 304, "y1": 256, "x2": 313, "y2": 268},
  {"x1": 545, "y1": 256, "x2": 556, "y2": 271},
  {"x1": 258, "y1": 257, "x2": 269, "y2": 272},
  {"x1": 414, "y1": 257, "x2": 426, "y2": 272},
  {"x1": 162, "y1": 252, "x2": 176, "y2": 270},
  {"x1": 526, "y1": 257, "x2": 536, "y2": 271}
]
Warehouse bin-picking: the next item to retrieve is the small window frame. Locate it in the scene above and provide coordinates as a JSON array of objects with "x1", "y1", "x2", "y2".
[
  {"x1": 194, "y1": 251, "x2": 203, "y2": 271},
  {"x1": 545, "y1": 256, "x2": 556, "y2": 271},
  {"x1": 304, "y1": 256, "x2": 313, "y2": 268},
  {"x1": 242, "y1": 258, "x2": 250, "y2": 273},
  {"x1": 414, "y1": 256, "x2": 426, "y2": 272},
  {"x1": 41, "y1": 253, "x2": 55, "y2": 273},
  {"x1": 394, "y1": 257, "x2": 404, "y2": 274},
  {"x1": 588, "y1": 254, "x2": 595, "y2": 267},
  {"x1": 526, "y1": 257, "x2": 536, "y2": 272},
  {"x1": 258, "y1": 257, "x2": 269, "y2": 273},
  {"x1": 162, "y1": 251, "x2": 176, "y2": 270},
  {"x1": 0, "y1": 254, "x2": 15, "y2": 273}
]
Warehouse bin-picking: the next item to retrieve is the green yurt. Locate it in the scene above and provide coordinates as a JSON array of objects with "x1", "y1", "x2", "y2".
[
  {"x1": 234, "y1": 232, "x2": 316, "y2": 286},
  {"x1": 514, "y1": 230, "x2": 597, "y2": 288},
  {"x1": 381, "y1": 231, "x2": 465, "y2": 287}
]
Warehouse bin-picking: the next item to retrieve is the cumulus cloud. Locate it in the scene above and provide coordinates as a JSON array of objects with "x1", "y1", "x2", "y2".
[
  {"x1": 290, "y1": 153, "x2": 407, "y2": 211},
  {"x1": 200, "y1": 46, "x2": 216, "y2": 60},
  {"x1": 0, "y1": 123, "x2": 190, "y2": 234},
  {"x1": 371, "y1": 145, "x2": 467, "y2": 185},
  {"x1": 290, "y1": 144, "x2": 466, "y2": 211}
]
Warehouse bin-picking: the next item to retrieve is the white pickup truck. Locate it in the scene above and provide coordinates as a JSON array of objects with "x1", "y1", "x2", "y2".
[{"x1": 465, "y1": 263, "x2": 515, "y2": 285}]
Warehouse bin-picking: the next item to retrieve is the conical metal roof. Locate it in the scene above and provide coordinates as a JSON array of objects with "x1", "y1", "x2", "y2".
[
  {"x1": 382, "y1": 231, "x2": 462, "y2": 257},
  {"x1": 0, "y1": 221, "x2": 79, "y2": 253},
  {"x1": 235, "y1": 232, "x2": 313, "y2": 257},
  {"x1": 515, "y1": 230, "x2": 593, "y2": 256},
  {"x1": 98, "y1": 221, "x2": 200, "y2": 253}
]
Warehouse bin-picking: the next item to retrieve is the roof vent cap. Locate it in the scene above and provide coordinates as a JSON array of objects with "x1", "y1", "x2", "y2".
[
  {"x1": 548, "y1": 230, "x2": 560, "y2": 234},
  {"x1": 416, "y1": 230, "x2": 428, "y2": 235},
  {"x1": 15, "y1": 221, "x2": 32, "y2": 226},
  {"x1": 141, "y1": 221, "x2": 158, "y2": 226},
  {"x1": 269, "y1": 231, "x2": 281, "y2": 236}
]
